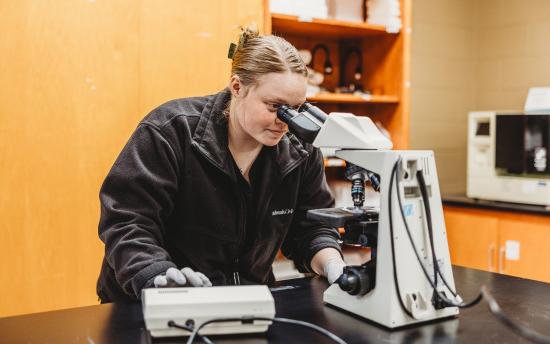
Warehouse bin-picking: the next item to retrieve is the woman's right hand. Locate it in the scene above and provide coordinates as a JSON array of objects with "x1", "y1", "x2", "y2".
[{"x1": 153, "y1": 267, "x2": 212, "y2": 287}]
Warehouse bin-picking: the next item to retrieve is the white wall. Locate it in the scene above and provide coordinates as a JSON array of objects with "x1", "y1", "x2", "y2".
[
  {"x1": 411, "y1": 0, "x2": 550, "y2": 195},
  {"x1": 410, "y1": 0, "x2": 477, "y2": 194}
]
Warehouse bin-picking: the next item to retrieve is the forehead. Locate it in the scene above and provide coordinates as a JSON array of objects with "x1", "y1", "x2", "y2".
[{"x1": 252, "y1": 72, "x2": 307, "y2": 106}]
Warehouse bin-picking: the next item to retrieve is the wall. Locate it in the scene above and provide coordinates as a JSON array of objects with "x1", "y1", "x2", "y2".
[
  {"x1": 0, "y1": 0, "x2": 264, "y2": 317},
  {"x1": 411, "y1": 0, "x2": 550, "y2": 195},
  {"x1": 410, "y1": 0, "x2": 477, "y2": 194},
  {"x1": 475, "y1": 0, "x2": 550, "y2": 110}
]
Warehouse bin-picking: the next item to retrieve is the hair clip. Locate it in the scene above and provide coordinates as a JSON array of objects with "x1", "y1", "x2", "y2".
[{"x1": 228, "y1": 43, "x2": 237, "y2": 59}]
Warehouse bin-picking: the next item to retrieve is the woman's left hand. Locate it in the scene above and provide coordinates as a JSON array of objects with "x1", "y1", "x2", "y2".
[{"x1": 323, "y1": 257, "x2": 347, "y2": 284}]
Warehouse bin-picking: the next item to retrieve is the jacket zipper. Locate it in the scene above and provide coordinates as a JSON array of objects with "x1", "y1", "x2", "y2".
[
  {"x1": 233, "y1": 189, "x2": 247, "y2": 286},
  {"x1": 233, "y1": 258, "x2": 241, "y2": 285},
  {"x1": 194, "y1": 143, "x2": 247, "y2": 286}
]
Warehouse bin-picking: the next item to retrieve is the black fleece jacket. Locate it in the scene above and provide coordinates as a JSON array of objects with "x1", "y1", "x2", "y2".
[{"x1": 96, "y1": 89, "x2": 342, "y2": 303}]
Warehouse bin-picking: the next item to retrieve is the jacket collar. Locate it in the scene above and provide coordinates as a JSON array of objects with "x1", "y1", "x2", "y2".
[{"x1": 192, "y1": 89, "x2": 309, "y2": 177}]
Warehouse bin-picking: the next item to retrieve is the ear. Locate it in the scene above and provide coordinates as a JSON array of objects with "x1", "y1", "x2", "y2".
[{"x1": 229, "y1": 75, "x2": 243, "y2": 98}]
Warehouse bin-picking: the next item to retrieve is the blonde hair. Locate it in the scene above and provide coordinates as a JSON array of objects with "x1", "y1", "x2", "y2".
[{"x1": 230, "y1": 26, "x2": 308, "y2": 88}]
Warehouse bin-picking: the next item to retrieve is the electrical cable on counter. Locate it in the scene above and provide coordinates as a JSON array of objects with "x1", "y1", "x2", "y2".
[
  {"x1": 390, "y1": 158, "x2": 550, "y2": 343},
  {"x1": 167, "y1": 320, "x2": 213, "y2": 344},
  {"x1": 182, "y1": 316, "x2": 348, "y2": 344}
]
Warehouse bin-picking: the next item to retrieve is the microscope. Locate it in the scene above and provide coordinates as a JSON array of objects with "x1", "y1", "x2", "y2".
[
  {"x1": 277, "y1": 104, "x2": 461, "y2": 328},
  {"x1": 141, "y1": 104, "x2": 463, "y2": 338}
]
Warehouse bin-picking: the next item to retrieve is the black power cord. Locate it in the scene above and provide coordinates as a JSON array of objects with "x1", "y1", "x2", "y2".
[
  {"x1": 414, "y1": 167, "x2": 482, "y2": 307},
  {"x1": 416, "y1": 167, "x2": 439, "y2": 307},
  {"x1": 184, "y1": 316, "x2": 347, "y2": 344},
  {"x1": 167, "y1": 320, "x2": 214, "y2": 344},
  {"x1": 390, "y1": 158, "x2": 482, "y2": 309},
  {"x1": 481, "y1": 286, "x2": 550, "y2": 344},
  {"x1": 392, "y1": 157, "x2": 550, "y2": 343},
  {"x1": 388, "y1": 161, "x2": 415, "y2": 318}
]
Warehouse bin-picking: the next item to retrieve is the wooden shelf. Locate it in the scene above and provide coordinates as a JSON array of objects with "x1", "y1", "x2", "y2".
[
  {"x1": 307, "y1": 93, "x2": 399, "y2": 104},
  {"x1": 271, "y1": 13, "x2": 390, "y2": 39},
  {"x1": 324, "y1": 157, "x2": 346, "y2": 167}
]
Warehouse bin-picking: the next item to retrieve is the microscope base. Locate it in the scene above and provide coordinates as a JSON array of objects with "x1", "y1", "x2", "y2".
[{"x1": 324, "y1": 284, "x2": 458, "y2": 328}]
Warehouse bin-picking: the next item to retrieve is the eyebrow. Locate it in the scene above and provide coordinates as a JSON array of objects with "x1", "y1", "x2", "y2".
[{"x1": 265, "y1": 98, "x2": 305, "y2": 108}]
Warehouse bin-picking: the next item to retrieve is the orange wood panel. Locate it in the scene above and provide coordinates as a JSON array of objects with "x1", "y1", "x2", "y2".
[
  {"x1": 263, "y1": 0, "x2": 272, "y2": 35},
  {"x1": 398, "y1": 0, "x2": 411, "y2": 150},
  {"x1": 360, "y1": 0, "x2": 411, "y2": 150},
  {"x1": 0, "y1": 0, "x2": 264, "y2": 317},
  {"x1": 307, "y1": 93, "x2": 399, "y2": 104},
  {"x1": 445, "y1": 205, "x2": 550, "y2": 283},
  {"x1": 498, "y1": 218, "x2": 550, "y2": 283},
  {"x1": 271, "y1": 13, "x2": 387, "y2": 39},
  {"x1": 0, "y1": 0, "x2": 141, "y2": 318},
  {"x1": 444, "y1": 206, "x2": 499, "y2": 272},
  {"x1": 139, "y1": 0, "x2": 265, "y2": 115}
]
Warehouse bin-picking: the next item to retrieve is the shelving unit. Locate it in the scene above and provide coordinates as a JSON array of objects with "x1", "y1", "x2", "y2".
[
  {"x1": 307, "y1": 93, "x2": 399, "y2": 104},
  {"x1": 264, "y1": 0, "x2": 411, "y2": 150},
  {"x1": 270, "y1": 13, "x2": 387, "y2": 38}
]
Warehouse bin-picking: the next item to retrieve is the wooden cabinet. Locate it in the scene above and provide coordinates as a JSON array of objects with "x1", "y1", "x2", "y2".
[
  {"x1": 445, "y1": 207, "x2": 499, "y2": 272},
  {"x1": 264, "y1": 0, "x2": 411, "y2": 149},
  {"x1": 498, "y1": 218, "x2": 550, "y2": 282},
  {"x1": 444, "y1": 205, "x2": 550, "y2": 283}
]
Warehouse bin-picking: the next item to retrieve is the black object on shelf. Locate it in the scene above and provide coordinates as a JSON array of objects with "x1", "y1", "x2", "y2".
[
  {"x1": 311, "y1": 44, "x2": 333, "y2": 75},
  {"x1": 339, "y1": 47, "x2": 363, "y2": 93}
]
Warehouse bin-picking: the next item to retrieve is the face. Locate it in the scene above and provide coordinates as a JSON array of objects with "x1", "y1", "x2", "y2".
[{"x1": 230, "y1": 72, "x2": 307, "y2": 146}]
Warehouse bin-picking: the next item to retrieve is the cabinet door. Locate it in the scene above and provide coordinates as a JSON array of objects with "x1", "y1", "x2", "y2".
[
  {"x1": 498, "y1": 218, "x2": 550, "y2": 283},
  {"x1": 444, "y1": 206, "x2": 499, "y2": 272}
]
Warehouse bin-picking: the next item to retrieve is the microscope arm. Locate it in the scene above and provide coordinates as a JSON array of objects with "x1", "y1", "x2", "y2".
[{"x1": 277, "y1": 103, "x2": 392, "y2": 150}]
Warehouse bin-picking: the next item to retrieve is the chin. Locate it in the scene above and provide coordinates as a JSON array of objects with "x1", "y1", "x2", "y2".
[
  {"x1": 261, "y1": 138, "x2": 282, "y2": 146},
  {"x1": 259, "y1": 134, "x2": 284, "y2": 146}
]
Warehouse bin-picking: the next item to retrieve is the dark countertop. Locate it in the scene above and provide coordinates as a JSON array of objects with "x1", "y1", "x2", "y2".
[
  {"x1": 442, "y1": 194, "x2": 550, "y2": 216},
  {"x1": 2, "y1": 266, "x2": 550, "y2": 343}
]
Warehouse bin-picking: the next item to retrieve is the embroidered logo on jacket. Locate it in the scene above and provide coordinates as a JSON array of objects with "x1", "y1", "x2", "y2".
[{"x1": 272, "y1": 209, "x2": 294, "y2": 216}]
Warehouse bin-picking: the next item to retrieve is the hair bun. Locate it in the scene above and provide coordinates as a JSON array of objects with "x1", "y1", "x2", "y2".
[{"x1": 238, "y1": 25, "x2": 259, "y2": 47}]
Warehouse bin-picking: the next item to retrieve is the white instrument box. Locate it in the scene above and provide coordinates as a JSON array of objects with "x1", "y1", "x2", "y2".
[{"x1": 142, "y1": 285, "x2": 275, "y2": 338}]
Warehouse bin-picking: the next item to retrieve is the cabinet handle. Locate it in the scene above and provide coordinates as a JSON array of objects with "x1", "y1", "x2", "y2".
[
  {"x1": 488, "y1": 244, "x2": 496, "y2": 272},
  {"x1": 499, "y1": 246, "x2": 506, "y2": 273}
]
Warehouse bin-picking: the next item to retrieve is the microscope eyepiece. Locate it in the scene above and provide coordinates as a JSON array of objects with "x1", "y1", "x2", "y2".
[
  {"x1": 276, "y1": 104, "x2": 299, "y2": 124},
  {"x1": 275, "y1": 102, "x2": 326, "y2": 143},
  {"x1": 301, "y1": 102, "x2": 328, "y2": 123}
]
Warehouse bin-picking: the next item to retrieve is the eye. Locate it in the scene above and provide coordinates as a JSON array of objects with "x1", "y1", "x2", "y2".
[{"x1": 266, "y1": 103, "x2": 280, "y2": 112}]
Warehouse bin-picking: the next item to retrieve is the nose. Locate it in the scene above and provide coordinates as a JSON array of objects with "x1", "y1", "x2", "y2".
[
  {"x1": 275, "y1": 116, "x2": 285, "y2": 126},
  {"x1": 275, "y1": 117, "x2": 288, "y2": 129}
]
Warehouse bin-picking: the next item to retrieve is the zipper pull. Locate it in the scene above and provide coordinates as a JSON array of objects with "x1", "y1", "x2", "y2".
[{"x1": 233, "y1": 258, "x2": 241, "y2": 285}]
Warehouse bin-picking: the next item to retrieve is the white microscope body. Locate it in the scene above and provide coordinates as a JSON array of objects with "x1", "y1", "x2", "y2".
[{"x1": 313, "y1": 113, "x2": 459, "y2": 328}]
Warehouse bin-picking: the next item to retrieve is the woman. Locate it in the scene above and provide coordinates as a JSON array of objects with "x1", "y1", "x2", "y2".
[{"x1": 97, "y1": 27, "x2": 346, "y2": 303}]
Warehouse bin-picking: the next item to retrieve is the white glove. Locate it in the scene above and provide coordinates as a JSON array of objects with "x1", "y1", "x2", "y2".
[
  {"x1": 153, "y1": 267, "x2": 212, "y2": 288},
  {"x1": 323, "y1": 257, "x2": 347, "y2": 284}
]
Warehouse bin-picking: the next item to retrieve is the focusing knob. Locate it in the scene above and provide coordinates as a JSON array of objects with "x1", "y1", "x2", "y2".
[{"x1": 337, "y1": 266, "x2": 373, "y2": 296}]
